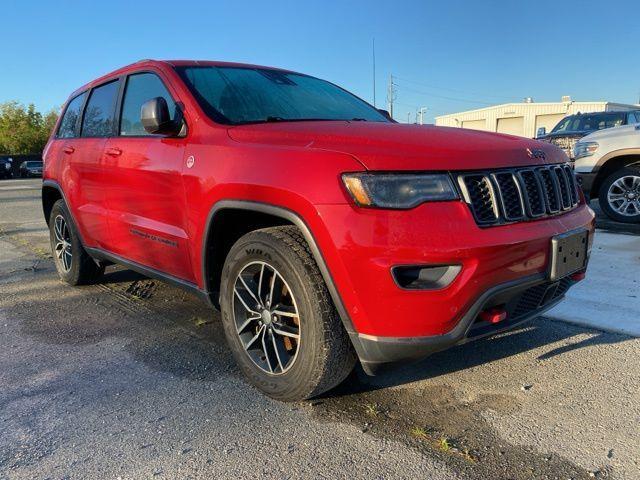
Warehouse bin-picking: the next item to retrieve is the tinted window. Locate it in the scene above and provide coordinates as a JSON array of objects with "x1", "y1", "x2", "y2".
[
  {"x1": 81, "y1": 80, "x2": 119, "y2": 137},
  {"x1": 120, "y1": 73, "x2": 176, "y2": 136},
  {"x1": 57, "y1": 93, "x2": 86, "y2": 138},
  {"x1": 552, "y1": 112, "x2": 626, "y2": 133},
  {"x1": 628, "y1": 112, "x2": 639, "y2": 124},
  {"x1": 177, "y1": 66, "x2": 389, "y2": 125}
]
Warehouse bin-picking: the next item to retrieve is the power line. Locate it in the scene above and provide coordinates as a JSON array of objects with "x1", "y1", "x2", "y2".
[
  {"x1": 393, "y1": 83, "x2": 496, "y2": 106},
  {"x1": 393, "y1": 76, "x2": 519, "y2": 102}
]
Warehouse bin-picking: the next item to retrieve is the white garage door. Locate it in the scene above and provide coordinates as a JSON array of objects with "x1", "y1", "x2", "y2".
[
  {"x1": 496, "y1": 117, "x2": 524, "y2": 136},
  {"x1": 535, "y1": 114, "x2": 565, "y2": 136},
  {"x1": 462, "y1": 119, "x2": 487, "y2": 131}
]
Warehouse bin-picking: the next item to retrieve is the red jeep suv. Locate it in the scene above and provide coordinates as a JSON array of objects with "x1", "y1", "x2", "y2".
[{"x1": 42, "y1": 60, "x2": 595, "y2": 400}]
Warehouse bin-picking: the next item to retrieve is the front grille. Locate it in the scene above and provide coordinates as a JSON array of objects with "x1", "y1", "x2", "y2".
[
  {"x1": 459, "y1": 163, "x2": 579, "y2": 226},
  {"x1": 543, "y1": 136, "x2": 580, "y2": 158}
]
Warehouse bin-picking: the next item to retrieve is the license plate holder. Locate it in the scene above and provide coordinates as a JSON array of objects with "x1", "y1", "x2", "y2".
[{"x1": 548, "y1": 229, "x2": 588, "y2": 281}]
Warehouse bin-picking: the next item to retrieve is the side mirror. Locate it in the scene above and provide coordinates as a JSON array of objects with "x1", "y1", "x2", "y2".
[
  {"x1": 377, "y1": 108, "x2": 393, "y2": 121},
  {"x1": 141, "y1": 97, "x2": 182, "y2": 136},
  {"x1": 536, "y1": 127, "x2": 546, "y2": 138}
]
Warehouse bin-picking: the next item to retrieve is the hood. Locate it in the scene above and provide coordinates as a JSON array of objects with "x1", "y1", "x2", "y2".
[
  {"x1": 541, "y1": 131, "x2": 588, "y2": 140},
  {"x1": 580, "y1": 123, "x2": 640, "y2": 142},
  {"x1": 227, "y1": 121, "x2": 566, "y2": 170}
]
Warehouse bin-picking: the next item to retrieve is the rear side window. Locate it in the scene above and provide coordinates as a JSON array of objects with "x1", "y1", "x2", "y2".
[
  {"x1": 81, "y1": 80, "x2": 120, "y2": 137},
  {"x1": 57, "y1": 93, "x2": 86, "y2": 138},
  {"x1": 120, "y1": 73, "x2": 176, "y2": 136}
]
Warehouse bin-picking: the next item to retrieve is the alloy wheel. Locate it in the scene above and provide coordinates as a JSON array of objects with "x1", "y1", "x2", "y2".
[
  {"x1": 232, "y1": 261, "x2": 301, "y2": 375},
  {"x1": 53, "y1": 214, "x2": 73, "y2": 272},
  {"x1": 607, "y1": 175, "x2": 640, "y2": 217}
]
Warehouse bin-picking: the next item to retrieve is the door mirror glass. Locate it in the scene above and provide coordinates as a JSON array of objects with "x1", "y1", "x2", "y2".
[
  {"x1": 536, "y1": 127, "x2": 546, "y2": 138},
  {"x1": 141, "y1": 97, "x2": 181, "y2": 136}
]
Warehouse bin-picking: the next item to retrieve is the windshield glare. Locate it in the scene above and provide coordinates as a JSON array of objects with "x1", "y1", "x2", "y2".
[
  {"x1": 176, "y1": 66, "x2": 389, "y2": 125},
  {"x1": 552, "y1": 113, "x2": 626, "y2": 133}
]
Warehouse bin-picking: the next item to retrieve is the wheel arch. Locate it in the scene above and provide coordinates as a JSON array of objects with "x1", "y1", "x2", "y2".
[
  {"x1": 592, "y1": 151, "x2": 640, "y2": 199},
  {"x1": 201, "y1": 200, "x2": 356, "y2": 335},
  {"x1": 42, "y1": 181, "x2": 63, "y2": 226}
]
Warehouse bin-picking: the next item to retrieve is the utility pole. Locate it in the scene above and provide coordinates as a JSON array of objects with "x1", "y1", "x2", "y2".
[
  {"x1": 372, "y1": 38, "x2": 376, "y2": 107},
  {"x1": 418, "y1": 106, "x2": 428, "y2": 125},
  {"x1": 407, "y1": 112, "x2": 412, "y2": 124},
  {"x1": 387, "y1": 74, "x2": 396, "y2": 120}
]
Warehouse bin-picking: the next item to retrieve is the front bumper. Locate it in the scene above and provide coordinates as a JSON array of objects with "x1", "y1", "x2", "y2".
[
  {"x1": 313, "y1": 201, "x2": 595, "y2": 371},
  {"x1": 351, "y1": 273, "x2": 575, "y2": 374},
  {"x1": 577, "y1": 172, "x2": 596, "y2": 198}
]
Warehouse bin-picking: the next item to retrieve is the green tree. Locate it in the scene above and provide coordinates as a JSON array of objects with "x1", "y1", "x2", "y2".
[{"x1": 0, "y1": 101, "x2": 59, "y2": 155}]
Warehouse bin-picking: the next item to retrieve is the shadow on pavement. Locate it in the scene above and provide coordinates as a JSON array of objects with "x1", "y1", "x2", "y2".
[{"x1": 326, "y1": 319, "x2": 629, "y2": 398}]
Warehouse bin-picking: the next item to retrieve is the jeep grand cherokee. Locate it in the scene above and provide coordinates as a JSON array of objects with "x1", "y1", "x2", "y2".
[{"x1": 42, "y1": 60, "x2": 595, "y2": 400}]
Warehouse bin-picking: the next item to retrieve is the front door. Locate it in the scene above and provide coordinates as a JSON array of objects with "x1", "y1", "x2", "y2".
[{"x1": 102, "y1": 71, "x2": 193, "y2": 281}]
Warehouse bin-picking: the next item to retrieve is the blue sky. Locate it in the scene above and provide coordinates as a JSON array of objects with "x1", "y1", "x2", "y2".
[{"x1": 2, "y1": 0, "x2": 639, "y2": 123}]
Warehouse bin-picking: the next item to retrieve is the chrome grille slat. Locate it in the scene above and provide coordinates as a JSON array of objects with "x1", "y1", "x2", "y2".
[
  {"x1": 516, "y1": 169, "x2": 546, "y2": 217},
  {"x1": 460, "y1": 163, "x2": 579, "y2": 227},
  {"x1": 492, "y1": 172, "x2": 525, "y2": 221}
]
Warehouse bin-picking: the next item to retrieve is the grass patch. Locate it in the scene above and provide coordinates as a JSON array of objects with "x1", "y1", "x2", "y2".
[
  {"x1": 436, "y1": 437, "x2": 451, "y2": 453},
  {"x1": 410, "y1": 427, "x2": 428, "y2": 439},
  {"x1": 363, "y1": 403, "x2": 379, "y2": 417}
]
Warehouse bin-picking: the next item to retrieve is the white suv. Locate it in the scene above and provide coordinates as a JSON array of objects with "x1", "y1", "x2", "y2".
[{"x1": 574, "y1": 123, "x2": 640, "y2": 223}]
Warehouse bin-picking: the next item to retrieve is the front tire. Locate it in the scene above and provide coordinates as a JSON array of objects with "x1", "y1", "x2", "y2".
[
  {"x1": 49, "y1": 199, "x2": 104, "y2": 285},
  {"x1": 599, "y1": 167, "x2": 640, "y2": 223},
  {"x1": 220, "y1": 226, "x2": 356, "y2": 401}
]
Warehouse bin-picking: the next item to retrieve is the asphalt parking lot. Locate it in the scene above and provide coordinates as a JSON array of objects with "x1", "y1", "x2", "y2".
[{"x1": 1, "y1": 178, "x2": 639, "y2": 480}]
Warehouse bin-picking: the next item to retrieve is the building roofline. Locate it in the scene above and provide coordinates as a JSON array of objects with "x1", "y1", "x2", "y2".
[{"x1": 434, "y1": 101, "x2": 639, "y2": 120}]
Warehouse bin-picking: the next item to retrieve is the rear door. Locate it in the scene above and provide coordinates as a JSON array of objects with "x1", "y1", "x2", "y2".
[
  {"x1": 59, "y1": 80, "x2": 120, "y2": 248},
  {"x1": 101, "y1": 71, "x2": 193, "y2": 281}
]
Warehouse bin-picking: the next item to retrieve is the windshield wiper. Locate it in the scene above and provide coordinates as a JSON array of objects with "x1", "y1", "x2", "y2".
[{"x1": 350, "y1": 118, "x2": 367, "y2": 122}]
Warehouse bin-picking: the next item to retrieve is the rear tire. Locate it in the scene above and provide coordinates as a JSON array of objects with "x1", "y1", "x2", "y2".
[
  {"x1": 220, "y1": 226, "x2": 356, "y2": 401},
  {"x1": 598, "y1": 167, "x2": 640, "y2": 223},
  {"x1": 49, "y1": 199, "x2": 105, "y2": 285}
]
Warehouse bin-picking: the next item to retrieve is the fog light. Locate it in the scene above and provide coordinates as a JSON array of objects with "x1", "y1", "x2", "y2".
[{"x1": 391, "y1": 265, "x2": 461, "y2": 290}]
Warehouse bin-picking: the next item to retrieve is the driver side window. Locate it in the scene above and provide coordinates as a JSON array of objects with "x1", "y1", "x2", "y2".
[{"x1": 120, "y1": 73, "x2": 176, "y2": 136}]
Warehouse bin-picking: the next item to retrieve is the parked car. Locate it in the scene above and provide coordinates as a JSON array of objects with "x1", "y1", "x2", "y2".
[
  {"x1": 42, "y1": 60, "x2": 595, "y2": 401},
  {"x1": 574, "y1": 123, "x2": 640, "y2": 223},
  {"x1": 19, "y1": 160, "x2": 43, "y2": 177},
  {"x1": 0, "y1": 158, "x2": 12, "y2": 179},
  {"x1": 538, "y1": 110, "x2": 640, "y2": 159}
]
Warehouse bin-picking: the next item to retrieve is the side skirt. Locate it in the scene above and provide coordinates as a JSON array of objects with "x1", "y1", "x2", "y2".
[{"x1": 85, "y1": 247, "x2": 213, "y2": 307}]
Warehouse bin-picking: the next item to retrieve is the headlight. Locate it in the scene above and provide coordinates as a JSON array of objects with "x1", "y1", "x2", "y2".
[
  {"x1": 573, "y1": 141, "x2": 599, "y2": 159},
  {"x1": 341, "y1": 173, "x2": 459, "y2": 209}
]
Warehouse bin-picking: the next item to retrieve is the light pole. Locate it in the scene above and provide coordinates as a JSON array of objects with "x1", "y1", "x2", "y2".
[{"x1": 418, "y1": 107, "x2": 428, "y2": 125}]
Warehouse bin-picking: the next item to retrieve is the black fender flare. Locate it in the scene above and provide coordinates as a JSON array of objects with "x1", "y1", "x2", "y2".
[
  {"x1": 201, "y1": 200, "x2": 357, "y2": 336},
  {"x1": 42, "y1": 180, "x2": 86, "y2": 245}
]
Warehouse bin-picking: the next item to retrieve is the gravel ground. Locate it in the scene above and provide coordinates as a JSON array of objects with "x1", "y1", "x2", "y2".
[{"x1": 1, "y1": 179, "x2": 638, "y2": 479}]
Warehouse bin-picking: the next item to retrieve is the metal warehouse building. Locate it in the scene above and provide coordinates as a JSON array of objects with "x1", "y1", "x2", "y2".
[{"x1": 434, "y1": 97, "x2": 639, "y2": 138}]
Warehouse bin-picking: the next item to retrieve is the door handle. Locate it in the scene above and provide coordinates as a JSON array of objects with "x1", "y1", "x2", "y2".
[
  {"x1": 63, "y1": 146, "x2": 75, "y2": 154},
  {"x1": 106, "y1": 147, "x2": 122, "y2": 157}
]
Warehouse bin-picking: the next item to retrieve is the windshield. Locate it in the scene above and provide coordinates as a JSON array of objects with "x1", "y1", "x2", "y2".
[
  {"x1": 551, "y1": 112, "x2": 626, "y2": 134},
  {"x1": 175, "y1": 66, "x2": 389, "y2": 125},
  {"x1": 26, "y1": 161, "x2": 42, "y2": 167}
]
